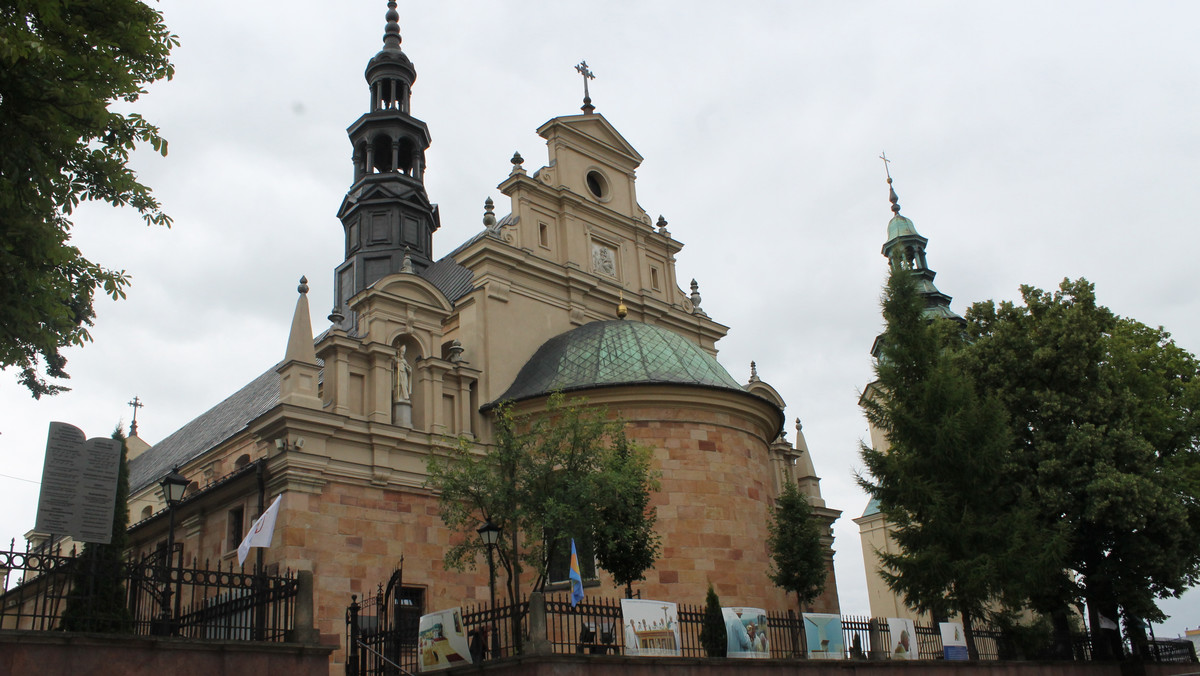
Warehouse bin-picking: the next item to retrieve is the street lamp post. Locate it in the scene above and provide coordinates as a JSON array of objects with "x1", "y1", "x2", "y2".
[
  {"x1": 476, "y1": 520, "x2": 501, "y2": 658},
  {"x1": 158, "y1": 467, "x2": 188, "y2": 635}
]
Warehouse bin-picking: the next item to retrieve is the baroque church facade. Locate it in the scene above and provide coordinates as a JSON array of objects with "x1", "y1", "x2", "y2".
[
  {"x1": 113, "y1": 3, "x2": 840, "y2": 665},
  {"x1": 855, "y1": 175, "x2": 964, "y2": 622}
]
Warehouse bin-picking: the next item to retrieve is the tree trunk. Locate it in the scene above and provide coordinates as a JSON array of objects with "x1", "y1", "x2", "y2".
[
  {"x1": 1049, "y1": 606, "x2": 1075, "y2": 660},
  {"x1": 960, "y1": 605, "x2": 980, "y2": 661},
  {"x1": 1086, "y1": 588, "x2": 1122, "y2": 661}
]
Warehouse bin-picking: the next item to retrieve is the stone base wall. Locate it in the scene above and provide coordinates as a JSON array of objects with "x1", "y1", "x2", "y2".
[
  {"x1": 0, "y1": 632, "x2": 334, "y2": 676},
  {"x1": 445, "y1": 655, "x2": 1200, "y2": 676}
]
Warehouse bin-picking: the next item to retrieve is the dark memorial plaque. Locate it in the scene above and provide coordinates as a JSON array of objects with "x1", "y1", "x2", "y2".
[{"x1": 33, "y1": 422, "x2": 121, "y2": 544}]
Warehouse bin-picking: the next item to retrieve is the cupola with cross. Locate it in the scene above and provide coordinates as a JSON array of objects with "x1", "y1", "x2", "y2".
[
  {"x1": 333, "y1": 1, "x2": 440, "y2": 317},
  {"x1": 878, "y1": 154, "x2": 962, "y2": 325}
]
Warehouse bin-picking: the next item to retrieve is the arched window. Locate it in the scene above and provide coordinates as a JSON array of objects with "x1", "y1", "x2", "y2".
[{"x1": 371, "y1": 134, "x2": 393, "y2": 173}]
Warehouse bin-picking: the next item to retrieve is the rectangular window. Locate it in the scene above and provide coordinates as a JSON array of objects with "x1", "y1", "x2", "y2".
[
  {"x1": 227, "y1": 505, "x2": 245, "y2": 552},
  {"x1": 547, "y1": 535, "x2": 597, "y2": 585},
  {"x1": 538, "y1": 222, "x2": 550, "y2": 249},
  {"x1": 650, "y1": 267, "x2": 660, "y2": 291}
]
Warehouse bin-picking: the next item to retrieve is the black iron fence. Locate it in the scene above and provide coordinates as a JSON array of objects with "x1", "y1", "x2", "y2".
[
  {"x1": 0, "y1": 540, "x2": 299, "y2": 641},
  {"x1": 345, "y1": 589, "x2": 1197, "y2": 672}
]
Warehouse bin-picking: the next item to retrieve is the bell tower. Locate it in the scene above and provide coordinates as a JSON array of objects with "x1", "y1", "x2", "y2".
[
  {"x1": 333, "y1": 1, "x2": 439, "y2": 319},
  {"x1": 879, "y1": 162, "x2": 962, "y2": 326}
]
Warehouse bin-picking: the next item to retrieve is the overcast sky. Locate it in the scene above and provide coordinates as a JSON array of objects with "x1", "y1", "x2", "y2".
[{"x1": 4, "y1": 1, "x2": 1199, "y2": 636}]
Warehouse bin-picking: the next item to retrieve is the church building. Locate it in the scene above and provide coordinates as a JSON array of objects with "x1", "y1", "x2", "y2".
[{"x1": 115, "y1": 3, "x2": 841, "y2": 665}]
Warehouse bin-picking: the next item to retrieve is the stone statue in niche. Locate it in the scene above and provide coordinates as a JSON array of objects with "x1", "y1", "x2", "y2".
[{"x1": 393, "y1": 344, "x2": 413, "y2": 403}]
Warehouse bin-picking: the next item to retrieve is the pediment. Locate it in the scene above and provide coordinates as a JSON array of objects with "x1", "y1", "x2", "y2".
[
  {"x1": 337, "y1": 179, "x2": 434, "y2": 217},
  {"x1": 747, "y1": 380, "x2": 786, "y2": 409},
  {"x1": 536, "y1": 113, "x2": 644, "y2": 168},
  {"x1": 362, "y1": 272, "x2": 454, "y2": 313}
]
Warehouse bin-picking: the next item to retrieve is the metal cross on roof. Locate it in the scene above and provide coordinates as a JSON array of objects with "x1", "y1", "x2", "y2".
[
  {"x1": 879, "y1": 151, "x2": 892, "y2": 180},
  {"x1": 575, "y1": 60, "x2": 596, "y2": 114},
  {"x1": 128, "y1": 395, "x2": 144, "y2": 436}
]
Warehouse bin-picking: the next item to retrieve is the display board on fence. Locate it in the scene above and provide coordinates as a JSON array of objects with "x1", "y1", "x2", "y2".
[
  {"x1": 620, "y1": 599, "x2": 681, "y2": 657},
  {"x1": 802, "y1": 613, "x2": 844, "y2": 659},
  {"x1": 722, "y1": 607, "x2": 769, "y2": 658},
  {"x1": 940, "y1": 622, "x2": 968, "y2": 660},
  {"x1": 887, "y1": 618, "x2": 917, "y2": 660},
  {"x1": 33, "y1": 422, "x2": 121, "y2": 544},
  {"x1": 418, "y1": 607, "x2": 472, "y2": 671}
]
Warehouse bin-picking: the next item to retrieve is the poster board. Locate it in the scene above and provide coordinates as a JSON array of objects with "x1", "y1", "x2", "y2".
[
  {"x1": 940, "y1": 622, "x2": 968, "y2": 660},
  {"x1": 722, "y1": 607, "x2": 769, "y2": 658},
  {"x1": 802, "y1": 613, "x2": 844, "y2": 660},
  {"x1": 418, "y1": 607, "x2": 472, "y2": 671},
  {"x1": 887, "y1": 618, "x2": 917, "y2": 660},
  {"x1": 620, "y1": 599, "x2": 681, "y2": 657}
]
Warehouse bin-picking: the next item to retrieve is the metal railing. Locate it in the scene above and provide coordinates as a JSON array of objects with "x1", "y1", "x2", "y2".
[
  {"x1": 343, "y1": 588, "x2": 1198, "y2": 668},
  {"x1": 0, "y1": 541, "x2": 297, "y2": 641}
]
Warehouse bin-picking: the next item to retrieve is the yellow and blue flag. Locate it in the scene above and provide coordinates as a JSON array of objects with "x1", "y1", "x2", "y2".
[{"x1": 569, "y1": 538, "x2": 585, "y2": 607}]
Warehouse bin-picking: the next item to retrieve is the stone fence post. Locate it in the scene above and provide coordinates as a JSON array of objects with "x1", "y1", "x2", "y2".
[
  {"x1": 526, "y1": 592, "x2": 553, "y2": 655},
  {"x1": 287, "y1": 570, "x2": 320, "y2": 644}
]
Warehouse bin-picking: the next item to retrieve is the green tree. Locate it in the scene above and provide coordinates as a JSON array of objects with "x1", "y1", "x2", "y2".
[
  {"x1": 1, "y1": 1, "x2": 176, "y2": 397},
  {"x1": 699, "y1": 583, "x2": 726, "y2": 657},
  {"x1": 592, "y1": 431, "x2": 661, "y2": 599},
  {"x1": 60, "y1": 426, "x2": 132, "y2": 632},
  {"x1": 859, "y1": 265, "x2": 1019, "y2": 659},
  {"x1": 427, "y1": 395, "x2": 661, "y2": 648},
  {"x1": 958, "y1": 278, "x2": 1200, "y2": 658},
  {"x1": 766, "y1": 481, "x2": 826, "y2": 614}
]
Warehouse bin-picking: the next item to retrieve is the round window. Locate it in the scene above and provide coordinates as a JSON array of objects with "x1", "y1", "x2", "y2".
[{"x1": 585, "y1": 170, "x2": 608, "y2": 199}]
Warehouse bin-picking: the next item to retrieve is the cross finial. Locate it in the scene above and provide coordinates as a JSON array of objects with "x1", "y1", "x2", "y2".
[
  {"x1": 128, "y1": 395, "x2": 144, "y2": 436},
  {"x1": 575, "y1": 60, "x2": 596, "y2": 114},
  {"x1": 880, "y1": 151, "x2": 901, "y2": 215}
]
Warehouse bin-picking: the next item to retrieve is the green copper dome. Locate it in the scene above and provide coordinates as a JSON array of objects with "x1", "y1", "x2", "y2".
[
  {"x1": 887, "y1": 214, "x2": 921, "y2": 240},
  {"x1": 492, "y1": 320, "x2": 744, "y2": 405}
]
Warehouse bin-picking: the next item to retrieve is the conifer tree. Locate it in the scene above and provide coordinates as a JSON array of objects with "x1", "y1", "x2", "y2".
[
  {"x1": 859, "y1": 265, "x2": 1017, "y2": 659},
  {"x1": 699, "y1": 583, "x2": 726, "y2": 657},
  {"x1": 766, "y1": 481, "x2": 826, "y2": 614}
]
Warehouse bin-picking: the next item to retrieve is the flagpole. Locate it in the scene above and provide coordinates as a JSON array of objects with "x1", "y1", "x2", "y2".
[
  {"x1": 254, "y1": 461, "x2": 267, "y2": 641},
  {"x1": 255, "y1": 462, "x2": 266, "y2": 577}
]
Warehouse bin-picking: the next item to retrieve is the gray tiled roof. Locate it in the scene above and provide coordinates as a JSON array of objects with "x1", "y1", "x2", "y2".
[
  {"x1": 420, "y1": 255, "x2": 474, "y2": 303},
  {"x1": 128, "y1": 366, "x2": 281, "y2": 494},
  {"x1": 419, "y1": 215, "x2": 524, "y2": 304}
]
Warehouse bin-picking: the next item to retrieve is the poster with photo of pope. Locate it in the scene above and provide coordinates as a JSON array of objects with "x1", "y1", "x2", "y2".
[
  {"x1": 887, "y1": 618, "x2": 917, "y2": 660},
  {"x1": 802, "y1": 613, "x2": 844, "y2": 660},
  {"x1": 722, "y1": 607, "x2": 769, "y2": 658},
  {"x1": 620, "y1": 599, "x2": 681, "y2": 657},
  {"x1": 418, "y1": 607, "x2": 472, "y2": 672}
]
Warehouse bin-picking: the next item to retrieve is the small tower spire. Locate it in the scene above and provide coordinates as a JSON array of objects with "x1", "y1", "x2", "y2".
[
  {"x1": 880, "y1": 151, "x2": 901, "y2": 215},
  {"x1": 279, "y1": 276, "x2": 322, "y2": 409},
  {"x1": 575, "y1": 60, "x2": 596, "y2": 114},
  {"x1": 382, "y1": 0, "x2": 401, "y2": 50}
]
